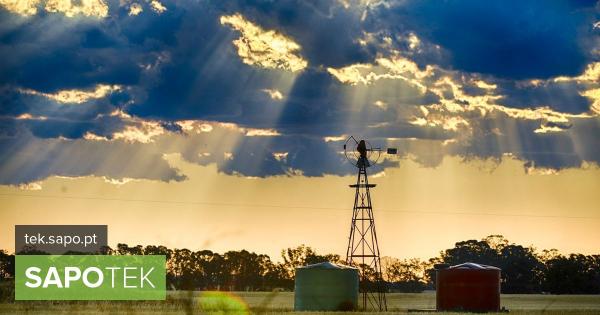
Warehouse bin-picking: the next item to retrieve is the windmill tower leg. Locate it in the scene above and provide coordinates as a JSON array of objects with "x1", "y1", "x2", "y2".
[{"x1": 346, "y1": 161, "x2": 387, "y2": 311}]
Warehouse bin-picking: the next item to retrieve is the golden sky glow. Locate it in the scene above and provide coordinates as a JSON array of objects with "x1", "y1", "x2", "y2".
[
  {"x1": 327, "y1": 54, "x2": 433, "y2": 89},
  {"x1": 327, "y1": 51, "x2": 599, "y2": 139},
  {"x1": 262, "y1": 88, "x2": 284, "y2": 100},
  {"x1": 220, "y1": 14, "x2": 308, "y2": 73},
  {"x1": 111, "y1": 122, "x2": 165, "y2": 143},
  {"x1": 1, "y1": 155, "x2": 598, "y2": 260},
  {"x1": 149, "y1": 0, "x2": 165, "y2": 14},
  {"x1": 44, "y1": 0, "x2": 108, "y2": 17},
  {"x1": 128, "y1": 2, "x2": 142, "y2": 16},
  {"x1": 0, "y1": 0, "x2": 109, "y2": 17},
  {"x1": 582, "y1": 88, "x2": 600, "y2": 115},
  {"x1": 0, "y1": 0, "x2": 40, "y2": 15},
  {"x1": 0, "y1": 0, "x2": 171, "y2": 17},
  {"x1": 19, "y1": 84, "x2": 122, "y2": 104}
]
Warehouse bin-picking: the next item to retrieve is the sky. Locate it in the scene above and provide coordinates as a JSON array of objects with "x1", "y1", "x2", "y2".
[{"x1": 0, "y1": 0, "x2": 599, "y2": 260}]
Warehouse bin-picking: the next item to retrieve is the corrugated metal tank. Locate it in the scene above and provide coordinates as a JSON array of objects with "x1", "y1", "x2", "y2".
[
  {"x1": 294, "y1": 262, "x2": 359, "y2": 311},
  {"x1": 436, "y1": 262, "x2": 501, "y2": 312}
]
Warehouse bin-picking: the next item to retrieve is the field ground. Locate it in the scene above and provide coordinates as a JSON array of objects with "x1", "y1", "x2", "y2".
[{"x1": 1, "y1": 291, "x2": 600, "y2": 314}]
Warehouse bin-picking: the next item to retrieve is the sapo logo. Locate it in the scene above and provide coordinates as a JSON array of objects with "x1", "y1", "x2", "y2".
[{"x1": 16, "y1": 255, "x2": 165, "y2": 300}]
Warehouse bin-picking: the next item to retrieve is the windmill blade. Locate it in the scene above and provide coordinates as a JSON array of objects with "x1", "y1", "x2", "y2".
[
  {"x1": 343, "y1": 136, "x2": 363, "y2": 167},
  {"x1": 343, "y1": 136, "x2": 359, "y2": 151}
]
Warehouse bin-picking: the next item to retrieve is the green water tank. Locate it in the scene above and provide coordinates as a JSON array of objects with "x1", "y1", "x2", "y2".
[{"x1": 294, "y1": 262, "x2": 359, "y2": 311}]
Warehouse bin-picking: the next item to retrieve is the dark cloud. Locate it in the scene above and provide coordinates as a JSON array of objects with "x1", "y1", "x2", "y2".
[
  {"x1": 0, "y1": 0, "x2": 599, "y2": 184},
  {"x1": 272, "y1": 69, "x2": 442, "y2": 136},
  {"x1": 214, "y1": 0, "x2": 373, "y2": 67},
  {"x1": 375, "y1": 0, "x2": 596, "y2": 79},
  {"x1": 0, "y1": 122, "x2": 396, "y2": 184},
  {"x1": 0, "y1": 86, "x2": 131, "y2": 120},
  {"x1": 0, "y1": 131, "x2": 186, "y2": 185},
  {"x1": 496, "y1": 80, "x2": 592, "y2": 114},
  {"x1": 452, "y1": 112, "x2": 600, "y2": 170}
]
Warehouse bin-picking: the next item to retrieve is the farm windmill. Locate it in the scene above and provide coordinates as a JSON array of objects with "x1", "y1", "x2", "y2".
[{"x1": 343, "y1": 136, "x2": 397, "y2": 311}]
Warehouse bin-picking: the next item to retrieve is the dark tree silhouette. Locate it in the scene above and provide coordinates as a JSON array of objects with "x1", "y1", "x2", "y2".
[
  {"x1": 1, "y1": 236, "x2": 598, "y2": 294},
  {"x1": 498, "y1": 244, "x2": 543, "y2": 293},
  {"x1": 543, "y1": 254, "x2": 600, "y2": 294},
  {"x1": 0, "y1": 250, "x2": 14, "y2": 279},
  {"x1": 385, "y1": 258, "x2": 427, "y2": 292}
]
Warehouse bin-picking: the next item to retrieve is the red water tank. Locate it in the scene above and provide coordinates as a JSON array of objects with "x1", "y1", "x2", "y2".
[{"x1": 436, "y1": 262, "x2": 501, "y2": 312}]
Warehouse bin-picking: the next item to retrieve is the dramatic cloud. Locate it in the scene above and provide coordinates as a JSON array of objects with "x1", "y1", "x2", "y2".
[
  {"x1": 220, "y1": 13, "x2": 308, "y2": 72},
  {"x1": 327, "y1": 53, "x2": 433, "y2": 91},
  {"x1": 0, "y1": 131, "x2": 186, "y2": 185},
  {"x1": 149, "y1": 0, "x2": 166, "y2": 14},
  {"x1": 18, "y1": 84, "x2": 122, "y2": 104},
  {"x1": 372, "y1": 0, "x2": 597, "y2": 79},
  {"x1": 44, "y1": 0, "x2": 108, "y2": 17},
  {"x1": 262, "y1": 88, "x2": 284, "y2": 100},
  {"x1": 128, "y1": 3, "x2": 142, "y2": 16},
  {"x1": 1, "y1": 0, "x2": 599, "y2": 185},
  {"x1": 0, "y1": 0, "x2": 39, "y2": 15},
  {"x1": 0, "y1": 0, "x2": 109, "y2": 17}
]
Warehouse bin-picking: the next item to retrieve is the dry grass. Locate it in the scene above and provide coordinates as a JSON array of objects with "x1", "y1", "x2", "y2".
[{"x1": 0, "y1": 291, "x2": 599, "y2": 314}]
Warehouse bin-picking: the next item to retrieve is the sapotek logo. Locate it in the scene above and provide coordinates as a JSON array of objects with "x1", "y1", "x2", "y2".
[{"x1": 15, "y1": 255, "x2": 166, "y2": 300}]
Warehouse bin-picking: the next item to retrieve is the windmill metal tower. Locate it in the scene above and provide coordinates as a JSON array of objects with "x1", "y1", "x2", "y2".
[{"x1": 343, "y1": 136, "x2": 396, "y2": 311}]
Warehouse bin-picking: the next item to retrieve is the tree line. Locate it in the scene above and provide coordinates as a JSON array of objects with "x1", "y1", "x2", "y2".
[{"x1": 0, "y1": 235, "x2": 598, "y2": 294}]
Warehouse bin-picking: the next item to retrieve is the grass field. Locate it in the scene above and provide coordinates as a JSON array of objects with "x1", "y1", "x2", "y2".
[{"x1": 1, "y1": 291, "x2": 599, "y2": 314}]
